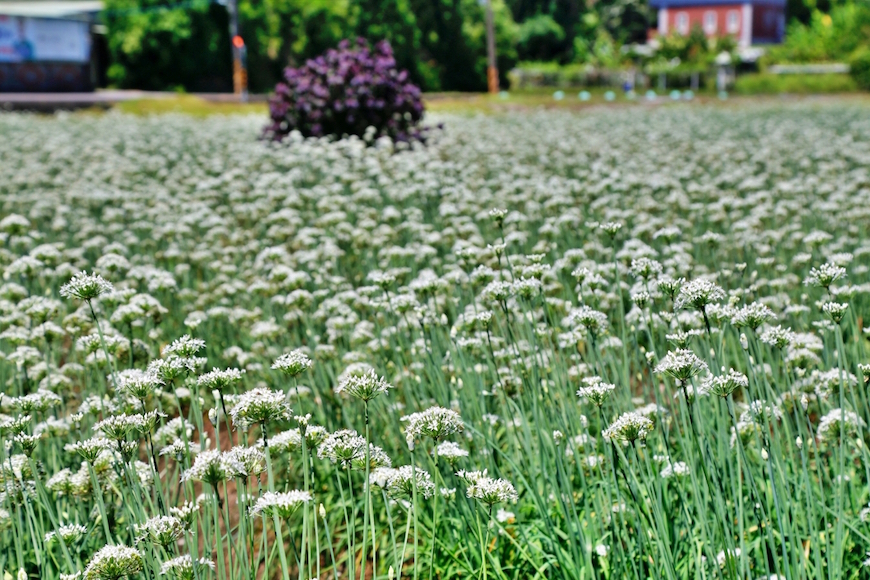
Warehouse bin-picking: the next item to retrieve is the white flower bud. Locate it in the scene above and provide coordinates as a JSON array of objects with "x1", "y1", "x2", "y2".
[
  {"x1": 761, "y1": 448, "x2": 769, "y2": 460},
  {"x1": 318, "y1": 503, "x2": 326, "y2": 519},
  {"x1": 740, "y1": 333, "x2": 748, "y2": 351},
  {"x1": 795, "y1": 436, "x2": 802, "y2": 449}
]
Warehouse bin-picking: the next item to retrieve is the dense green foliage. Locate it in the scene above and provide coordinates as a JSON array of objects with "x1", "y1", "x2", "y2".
[
  {"x1": 409, "y1": 0, "x2": 518, "y2": 91},
  {"x1": 517, "y1": 14, "x2": 566, "y2": 61},
  {"x1": 100, "y1": 0, "x2": 870, "y2": 93},
  {"x1": 766, "y1": 2, "x2": 870, "y2": 65},
  {"x1": 103, "y1": 0, "x2": 519, "y2": 92},
  {"x1": 103, "y1": 0, "x2": 232, "y2": 91},
  {"x1": 850, "y1": 48, "x2": 870, "y2": 91}
]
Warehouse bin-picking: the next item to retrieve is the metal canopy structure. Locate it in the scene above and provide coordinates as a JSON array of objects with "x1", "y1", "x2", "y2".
[
  {"x1": 0, "y1": 0, "x2": 104, "y2": 91},
  {"x1": 0, "y1": 0, "x2": 102, "y2": 20}
]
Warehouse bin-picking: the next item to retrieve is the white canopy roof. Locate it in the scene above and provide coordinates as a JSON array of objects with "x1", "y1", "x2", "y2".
[{"x1": 0, "y1": 1, "x2": 103, "y2": 19}]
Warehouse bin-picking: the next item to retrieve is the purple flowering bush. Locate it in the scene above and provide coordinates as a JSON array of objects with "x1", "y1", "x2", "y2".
[{"x1": 264, "y1": 38, "x2": 426, "y2": 144}]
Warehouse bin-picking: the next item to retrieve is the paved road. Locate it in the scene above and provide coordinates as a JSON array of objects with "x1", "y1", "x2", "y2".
[{"x1": 0, "y1": 90, "x2": 266, "y2": 111}]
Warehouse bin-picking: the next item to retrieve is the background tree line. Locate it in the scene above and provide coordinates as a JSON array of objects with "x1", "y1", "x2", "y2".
[{"x1": 102, "y1": 0, "x2": 866, "y2": 93}]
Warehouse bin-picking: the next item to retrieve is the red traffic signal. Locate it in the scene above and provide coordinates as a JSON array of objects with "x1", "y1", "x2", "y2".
[{"x1": 232, "y1": 35, "x2": 245, "y2": 49}]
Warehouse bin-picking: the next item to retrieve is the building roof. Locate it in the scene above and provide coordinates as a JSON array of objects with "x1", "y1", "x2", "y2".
[
  {"x1": 0, "y1": 0, "x2": 103, "y2": 19},
  {"x1": 649, "y1": 0, "x2": 785, "y2": 7}
]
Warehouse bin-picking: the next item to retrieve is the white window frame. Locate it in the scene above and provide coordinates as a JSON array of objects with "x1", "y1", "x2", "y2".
[
  {"x1": 676, "y1": 12, "x2": 690, "y2": 35},
  {"x1": 703, "y1": 11, "x2": 718, "y2": 34},
  {"x1": 726, "y1": 10, "x2": 740, "y2": 34}
]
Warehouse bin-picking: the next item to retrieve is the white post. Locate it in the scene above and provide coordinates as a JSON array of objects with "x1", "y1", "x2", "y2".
[
  {"x1": 658, "y1": 8, "x2": 669, "y2": 35},
  {"x1": 740, "y1": 3, "x2": 753, "y2": 47}
]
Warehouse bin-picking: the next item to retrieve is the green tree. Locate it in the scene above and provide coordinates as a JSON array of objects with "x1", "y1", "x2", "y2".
[
  {"x1": 353, "y1": 0, "x2": 432, "y2": 88},
  {"x1": 459, "y1": 0, "x2": 520, "y2": 90},
  {"x1": 595, "y1": 0, "x2": 651, "y2": 45},
  {"x1": 104, "y1": 0, "x2": 231, "y2": 90},
  {"x1": 409, "y1": 0, "x2": 517, "y2": 91},
  {"x1": 104, "y1": 0, "x2": 519, "y2": 93},
  {"x1": 238, "y1": 0, "x2": 352, "y2": 91},
  {"x1": 507, "y1": 0, "x2": 581, "y2": 61},
  {"x1": 767, "y1": 2, "x2": 870, "y2": 63},
  {"x1": 517, "y1": 14, "x2": 565, "y2": 61}
]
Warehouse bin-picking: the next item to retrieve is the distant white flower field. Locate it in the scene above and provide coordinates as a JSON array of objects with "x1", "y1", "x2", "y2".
[{"x1": 1, "y1": 102, "x2": 870, "y2": 579}]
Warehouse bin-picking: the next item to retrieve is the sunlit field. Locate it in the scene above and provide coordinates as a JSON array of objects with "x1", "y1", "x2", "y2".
[{"x1": 2, "y1": 101, "x2": 870, "y2": 580}]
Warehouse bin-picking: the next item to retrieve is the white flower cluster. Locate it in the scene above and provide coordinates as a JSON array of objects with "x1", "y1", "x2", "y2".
[
  {"x1": 249, "y1": 490, "x2": 312, "y2": 519},
  {"x1": 229, "y1": 387, "x2": 291, "y2": 429},
  {"x1": 576, "y1": 376, "x2": 616, "y2": 406},
  {"x1": 602, "y1": 411, "x2": 654, "y2": 443},
  {"x1": 181, "y1": 449, "x2": 243, "y2": 485},
  {"x1": 160, "y1": 555, "x2": 215, "y2": 580},
  {"x1": 197, "y1": 368, "x2": 245, "y2": 392},
  {"x1": 674, "y1": 279, "x2": 725, "y2": 311},
  {"x1": 334, "y1": 369, "x2": 393, "y2": 401},
  {"x1": 699, "y1": 369, "x2": 748, "y2": 398},
  {"x1": 369, "y1": 465, "x2": 437, "y2": 499},
  {"x1": 401, "y1": 406, "x2": 464, "y2": 446},
  {"x1": 83, "y1": 544, "x2": 143, "y2": 580},
  {"x1": 817, "y1": 408, "x2": 865, "y2": 443},
  {"x1": 272, "y1": 349, "x2": 313, "y2": 377},
  {"x1": 464, "y1": 474, "x2": 519, "y2": 505},
  {"x1": 654, "y1": 349, "x2": 709, "y2": 383},
  {"x1": 60, "y1": 271, "x2": 115, "y2": 302}
]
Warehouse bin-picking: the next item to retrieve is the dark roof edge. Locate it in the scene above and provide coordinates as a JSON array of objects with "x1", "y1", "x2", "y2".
[{"x1": 650, "y1": 0, "x2": 785, "y2": 8}]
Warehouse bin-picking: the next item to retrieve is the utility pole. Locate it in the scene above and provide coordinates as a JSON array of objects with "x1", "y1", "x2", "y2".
[
  {"x1": 227, "y1": 0, "x2": 248, "y2": 101},
  {"x1": 484, "y1": 0, "x2": 498, "y2": 93}
]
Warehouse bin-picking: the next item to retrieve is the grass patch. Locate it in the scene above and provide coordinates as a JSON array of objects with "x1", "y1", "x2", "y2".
[
  {"x1": 734, "y1": 73, "x2": 859, "y2": 95},
  {"x1": 115, "y1": 94, "x2": 267, "y2": 116},
  {"x1": 91, "y1": 88, "x2": 868, "y2": 119}
]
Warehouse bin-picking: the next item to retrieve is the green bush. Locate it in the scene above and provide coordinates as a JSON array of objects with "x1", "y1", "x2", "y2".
[
  {"x1": 734, "y1": 73, "x2": 858, "y2": 95},
  {"x1": 767, "y1": 4, "x2": 870, "y2": 64},
  {"x1": 508, "y1": 61, "x2": 626, "y2": 89},
  {"x1": 104, "y1": 0, "x2": 232, "y2": 91},
  {"x1": 849, "y1": 47, "x2": 870, "y2": 91},
  {"x1": 517, "y1": 14, "x2": 565, "y2": 61}
]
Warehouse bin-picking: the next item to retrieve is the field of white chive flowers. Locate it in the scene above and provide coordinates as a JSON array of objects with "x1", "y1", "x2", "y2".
[{"x1": 1, "y1": 101, "x2": 870, "y2": 580}]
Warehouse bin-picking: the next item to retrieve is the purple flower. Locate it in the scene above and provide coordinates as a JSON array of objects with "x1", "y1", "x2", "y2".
[{"x1": 264, "y1": 38, "x2": 429, "y2": 145}]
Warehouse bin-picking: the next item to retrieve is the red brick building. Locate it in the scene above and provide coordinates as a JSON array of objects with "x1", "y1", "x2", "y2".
[{"x1": 649, "y1": 0, "x2": 785, "y2": 46}]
